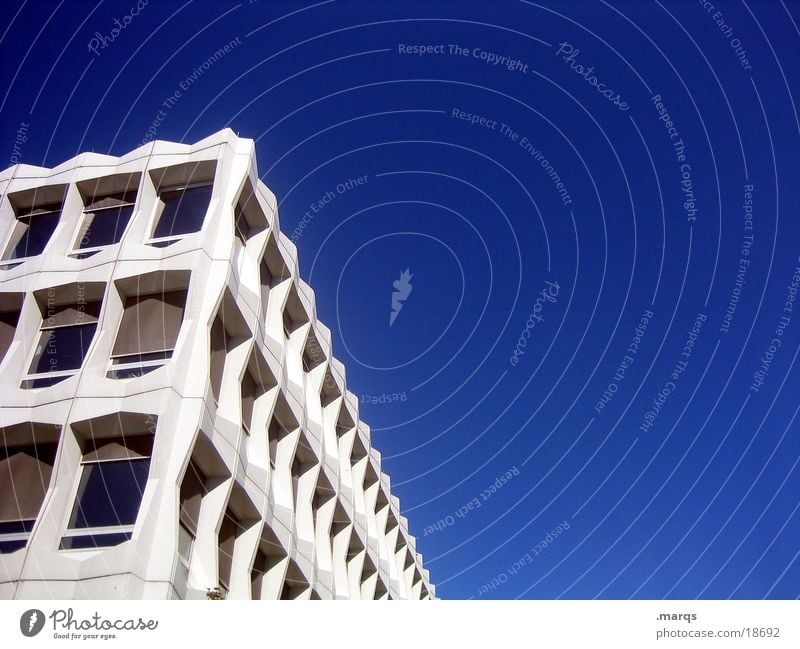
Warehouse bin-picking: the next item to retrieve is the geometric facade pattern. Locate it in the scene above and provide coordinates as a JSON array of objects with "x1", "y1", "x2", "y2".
[{"x1": 0, "y1": 130, "x2": 434, "y2": 599}]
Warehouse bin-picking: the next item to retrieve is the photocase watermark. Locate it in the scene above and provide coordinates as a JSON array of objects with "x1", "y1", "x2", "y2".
[
  {"x1": 87, "y1": 0, "x2": 148, "y2": 56},
  {"x1": 290, "y1": 175, "x2": 368, "y2": 241},
  {"x1": 19, "y1": 608, "x2": 158, "y2": 640},
  {"x1": 423, "y1": 466, "x2": 519, "y2": 537},
  {"x1": 555, "y1": 41, "x2": 629, "y2": 111},
  {"x1": 9, "y1": 122, "x2": 30, "y2": 166},
  {"x1": 141, "y1": 36, "x2": 242, "y2": 145},
  {"x1": 476, "y1": 520, "x2": 571, "y2": 596},
  {"x1": 510, "y1": 280, "x2": 560, "y2": 366},
  {"x1": 390, "y1": 268, "x2": 413, "y2": 326},
  {"x1": 20, "y1": 609, "x2": 45, "y2": 637}
]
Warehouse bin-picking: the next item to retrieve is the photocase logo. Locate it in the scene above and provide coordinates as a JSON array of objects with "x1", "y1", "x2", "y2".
[
  {"x1": 389, "y1": 268, "x2": 413, "y2": 326},
  {"x1": 20, "y1": 609, "x2": 45, "y2": 637}
]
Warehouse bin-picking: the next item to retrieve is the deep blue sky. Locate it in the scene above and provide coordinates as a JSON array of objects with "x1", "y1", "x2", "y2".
[{"x1": 2, "y1": 0, "x2": 799, "y2": 600}]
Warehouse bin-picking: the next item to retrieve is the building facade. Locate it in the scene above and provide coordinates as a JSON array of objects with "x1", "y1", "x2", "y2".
[{"x1": 0, "y1": 130, "x2": 434, "y2": 600}]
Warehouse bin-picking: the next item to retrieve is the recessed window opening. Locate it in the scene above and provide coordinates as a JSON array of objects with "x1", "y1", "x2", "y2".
[
  {"x1": 109, "y1": 286, "x2": 188, "y2": 379},
  {"x1": 61, "y1": 430, "x2": 154, "y2": 550},
  {"x1": 73, "y1": 192, "x2": 136, "y2": 256},
  {"x1": 0, "y1": 423, "x2": 59, "y2": 554},
  {"x1": 24, "y1": 284, "x2": 104, "y2": 389},
  {"x1": 2, "y1": 211, "x2": 61, "y2": 268}
]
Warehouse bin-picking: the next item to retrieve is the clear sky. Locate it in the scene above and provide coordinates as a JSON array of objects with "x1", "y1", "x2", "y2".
[{"x1": 1, "y1": 0, "x2": 799, "y2": 600}]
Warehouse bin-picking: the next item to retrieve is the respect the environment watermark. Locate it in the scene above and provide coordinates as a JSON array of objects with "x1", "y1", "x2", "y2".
[{"x1": 141, "y1": 37, "x2": 242, "y2": 145}]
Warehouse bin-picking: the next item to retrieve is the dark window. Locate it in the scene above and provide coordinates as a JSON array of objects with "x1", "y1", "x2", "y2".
[
  {"x1": 0, "y1": 520, "x2": 36, "y2": 534},
  {"x1": 267, "y1": 419, "x2": 288, "y2": 470},
  {"x1": 61, "y1": 532, "x2": 133, "y2": 550},
  {"x1": 77, "y1": 193, "x2": 135, "y2": 250},
  {"x1": 259, "y1": 260, "x2": 272, "y2": 320},
  {"x1": 68, "y1": 460, "x2": 150, "y2": 528},
  {"x1": 29, "y1": 323, "x2": 98, "y2": 374},
  {"x1": 251, "y1": 549, "x2": 268, "y2": 599},
  {"x1": 6, "y1": 205, "x2": 61, "y2": 260},
  {"x1": 251, "y1": 538, "x2": 288, "y2": 600},
  {"x1": 280, "y1": 560, "x2": 310, "y2": 599},
  {"x1": 210, "y1": 315, "x2": 231, "y2": 402},
  {"x1": 109, "y1": 289, "x2": 187, "y2": 378},
  {"x1": 0, "y1": 442, "x2": 57, "y2": 553},
  {"x1": 0, "y1": 540, "x2": 28, "y2": 553},
  {"x1": 62, "y1": 435, "x2": 152, "y2": 549},
  {"x1": 282, "y1": 309, "x2": 293, "y2": 339},
  {"x1": 218, "y1": 509, "x2": 244, "y2": 592},
  {"x1": 233, "y1": 180, "x2": 267, "y2": 244},
  {"x1": 25, "y1": 301, "x2": 101, "y2": 388},
  {"x1": 302, "y1": 349, "x2": 313, "y2": 373},
  {"x1": 0, "y1": 308, "x2": 21, "y2": 362},
  {"x1": 234, "y1": 204, "x2": 251, "y2": 242},
  {"x1": 152, "y1": 184, "x2": 212, "y2": 240},
  {"x1": 178, "y1": 461, "x2": 206, "y2": 566},
  {"x1": 24, "y1": 375, "x2": 74, "y2": 388},
  {"x1": 241, "y1": 370, "x2": 258, "y2": 434},
  {"x1": 302, "y1": 334, "x2": 324, "y2": 372}
]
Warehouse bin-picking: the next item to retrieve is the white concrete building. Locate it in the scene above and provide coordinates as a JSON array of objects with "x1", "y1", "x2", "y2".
[{"x1": 0, "y1": 129, "x2": 434, "y2": 600}]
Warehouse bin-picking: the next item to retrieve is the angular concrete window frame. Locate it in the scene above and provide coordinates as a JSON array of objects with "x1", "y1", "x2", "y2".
[
  {"x1": 22, "y1": 283, "x2": 105, "y2": 389},
  {"x1": 258, "y1": 235, "x2": 290, "y2": 324},
  {"x1": 241, "y1": 347, "x2": 277, "y2": 437},
  {"x1": 0, "y1": 422, "x2": 60, "y2": 554},
  {"x1": 266, "y1": 394, "x2": 300, "y2": 512},
  {"x1": 0, "y1": 184, "x2": 67, "y2": 268},
  {"x1": 280, "y1": 558, "x2": 313, "y2": 600},
  {"x1": 291, "y1": 431, "x2": 320, "y2": 542},
  {"x1": 108, "y1": 270, "x2": 191, "y2": 379},
  {"x1": 176, "y1": 431, "x2": 230, "y2": 597},
  {"x1": 209, "y1": 290, "x2": 251, "y2": 405},
  {"x1": 178, "y1": 459, "x2": 206, "y2": 572},
  {"x1": 71, "y1": 172, "x2": 141, "y2": 258},
  {"x1": 320, "y1": 367, "x2": 341, "y2": 408},
  {"x1": 311, "y1": 470, "x2": 337, "y2": 573},
  {"x1": 233, "y1": 177, "x2": 268, "y2": 244},
  {"x1": 216, "y1": 484, "x2": 259, "y2": 597},
  {"x1": 282, "y1": 284, "x2": 309, "y2": 341},
  {"x1": 267, "y1": 416, "x2": 293, "y2": 473},
  {"x1": 61, "y1": 413, "x2": 156, "y2": 550},
  {"x1": 147, "y1": 160, "x2": 217, "y2": 248},
  {"x1": 250, "y1": 526, "x2": 289, "y2": 600},
  {"x1": 302, "y1": 328, "x2": 325, "y2": 374}
]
